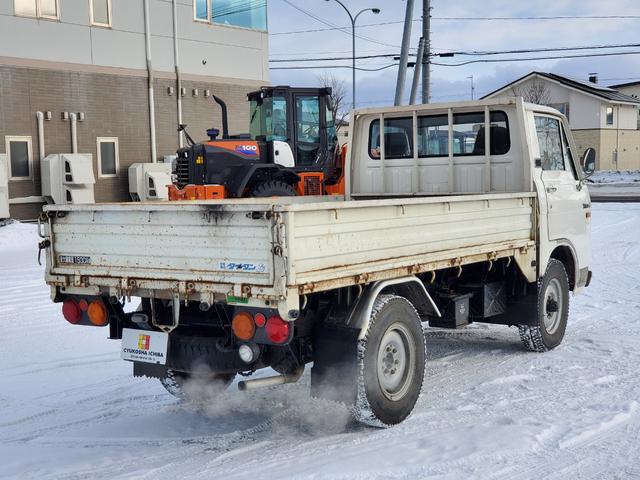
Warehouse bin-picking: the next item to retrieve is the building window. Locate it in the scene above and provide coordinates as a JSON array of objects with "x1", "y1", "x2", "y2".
[
  {"x1": 195, "y1": 1, "x2": 267, "y2": 30},
  {"x1": 90, "y1": 0, "x2": 111, "y2": 27},
  {"x1": 97, "y1": 137, "x2": 119, "y2": 177},
  {"x1": 194, "y1": 0, "x2": 210, "y2": 21},
  {"x1": 212, "y1": 0, "x2": 267, "y2": 31},
  {"x1": 606, "y1": 106, "x2": 614, "y2": 126},
  {"x1": 5, "y1": 136, "x2": 33, "y2": 180},
  {"x1": 549, "y1": 103, "x2": 570, "y2": 121},
  {"x1": 14, "y1": 0, "x2": 59, "y2": 19}
]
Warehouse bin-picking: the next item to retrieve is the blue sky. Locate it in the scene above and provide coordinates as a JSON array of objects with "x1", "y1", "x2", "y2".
[{"x1": 267, "y1": 0, "x2": 640, "y2": 108}]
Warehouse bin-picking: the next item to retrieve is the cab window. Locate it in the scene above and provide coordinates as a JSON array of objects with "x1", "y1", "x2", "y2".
[
  {"x1": 561, "y1": 124, "x2": 579, "y2": 180},
  {"x1": 534, "y1": 116, "x2": 565, "y2": 171},
  {"x1": 295, "y1": 96, "x2": 321, "y2": 166}
]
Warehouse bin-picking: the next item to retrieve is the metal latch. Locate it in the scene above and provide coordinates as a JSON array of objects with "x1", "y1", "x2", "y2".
[{"x1": 38, "y1": 239, "x2": 51, "y2": 266}]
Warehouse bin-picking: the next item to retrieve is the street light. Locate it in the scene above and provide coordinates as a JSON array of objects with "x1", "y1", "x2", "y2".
[{"x1": 325, "y1": 0, "x2": 380, "y2": 110}]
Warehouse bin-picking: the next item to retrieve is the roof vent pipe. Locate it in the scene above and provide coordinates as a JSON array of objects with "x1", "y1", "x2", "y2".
[{"x1": 589, "y1": 73, "x2": 598, "y2": 84}]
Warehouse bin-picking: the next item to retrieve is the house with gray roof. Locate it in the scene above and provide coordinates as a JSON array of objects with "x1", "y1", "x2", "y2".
[{"x1": 483, "y1": 72, "x2": 640, "y2": 170}]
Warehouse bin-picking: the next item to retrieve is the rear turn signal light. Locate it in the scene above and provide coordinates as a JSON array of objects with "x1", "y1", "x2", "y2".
[
  {"x1": 232, "y1": 312, "x2": 255, "y2": 341},
  {"x1": 62, "y1": 300, "x2": 82, "y2": 324},
  {"x1": 265, "y1": 316, "x2": 290, "y2": 344},
  {"x1": 87, "y1": 300, "x2": 109, "y2": 326}
]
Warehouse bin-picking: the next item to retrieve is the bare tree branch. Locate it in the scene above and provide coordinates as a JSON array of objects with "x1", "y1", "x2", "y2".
[
  {"x1": 511, "y1": 80, "x2": 552, "y2": 105},
  {"x1": 317, "y1": 72, "x2": 349, "y2": 130}
]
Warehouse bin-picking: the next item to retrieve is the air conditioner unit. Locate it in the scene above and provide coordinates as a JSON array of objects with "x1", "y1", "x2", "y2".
[
  {"x1": 0, "y1": 154, "x2": 9, "y2": 219},
  {"x1": 128, "y1": 163, "x2": 173, "y2": 201},
  {"x1": 41, "y1": 154, "x2": 96, "y2": 205}
]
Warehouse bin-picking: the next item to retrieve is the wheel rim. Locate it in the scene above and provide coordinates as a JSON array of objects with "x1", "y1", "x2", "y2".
[
  {"x1": 377, "y1": 323, "x2": 415, "y2": 401},
  {"x1": 543, "y1": 278, "x2": 563, "y2": 334}
]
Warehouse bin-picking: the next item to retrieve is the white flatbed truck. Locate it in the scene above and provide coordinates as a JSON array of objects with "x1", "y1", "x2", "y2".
[{"x1": 41, "y1": 98, "x2": 594, "y2": 426}]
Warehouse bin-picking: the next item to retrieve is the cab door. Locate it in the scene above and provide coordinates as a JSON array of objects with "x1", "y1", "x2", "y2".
[{"x1": 533, "y1": 115, "x2": 590, "y2": 267}]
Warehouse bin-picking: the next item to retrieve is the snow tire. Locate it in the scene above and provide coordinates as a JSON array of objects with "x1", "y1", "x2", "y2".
[
  {"x1": 353, "y1": 295, "x2": 426, "y2": 427},
  {"x1": 250, "y1": 180, "x2": 296, "y2": 197},
  {"x1": 519, "y1": 258, "x2": 570, "y2": 352}
]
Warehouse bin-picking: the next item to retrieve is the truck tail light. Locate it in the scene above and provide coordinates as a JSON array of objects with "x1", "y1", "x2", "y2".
[
  {"x1": 232, "y1": 312, "x2": 255, "y2": 341},
  {"x1": 254, "y1": 312, "x2": 266, "y2": 327},
  {"x1": 87, "y1": 300, "x2": 109, "y2": 326},
  {"x1": 62, "y1": 300, "x2": 82, "y2": 324},
  {"x1": 265, "y1": 316, "x2": 290, "y2": 344}
]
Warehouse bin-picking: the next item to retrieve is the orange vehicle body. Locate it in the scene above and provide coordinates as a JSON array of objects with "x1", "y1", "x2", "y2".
[
  {"x1": 168, "y1": 184, "x2": 227, "y2": 201},
  {"x1": 168, "y1": 143, "x2": 347, "y2": 200}
]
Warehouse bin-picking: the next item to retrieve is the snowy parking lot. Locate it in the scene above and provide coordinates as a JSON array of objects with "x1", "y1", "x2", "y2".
[{"x1": 1, "y1": 203, "x2": 639, "y2": 480}]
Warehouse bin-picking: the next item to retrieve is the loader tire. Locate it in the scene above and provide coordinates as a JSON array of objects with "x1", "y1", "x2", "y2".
[
  {"x1": 160, "y1": 369, "x2": 236, "y2": 401},
  {"x1": 519, "y1": 258, "x2": 569, "y2": 352},
  {"x1": 354, "y1": 295, "x2": 426, "y2": 427},
  {"x1": 250, "y1": 180, "x2": 296, "y2": 197}
]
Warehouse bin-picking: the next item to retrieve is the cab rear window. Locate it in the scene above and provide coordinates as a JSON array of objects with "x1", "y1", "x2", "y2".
[{"x1": 369, "y1": 111, "x2": 510, "y2": 160}]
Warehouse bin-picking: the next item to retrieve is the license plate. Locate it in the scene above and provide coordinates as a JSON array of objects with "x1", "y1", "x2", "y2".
[
  {"x1": 120, "y1": 328, "x2": 168, "y2": 365},
  {"x1": 59, "y1": 255, "x2": 91, "y2": 265}
]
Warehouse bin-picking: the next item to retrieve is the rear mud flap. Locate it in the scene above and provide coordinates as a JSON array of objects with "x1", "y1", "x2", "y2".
[
  {"x1": 133, "y1": 361, "x2": 168, "y2": 379},
  {"x1": 311, "y1": 324, "x2": 360, "y2": 405}
]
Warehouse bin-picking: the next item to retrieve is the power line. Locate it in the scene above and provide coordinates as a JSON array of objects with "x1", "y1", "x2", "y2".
[
  {"x1": 270, "y1": 43, "x2": 640, "y2": 64},
  {"x1": 271, "y1": 15, "x2": 640, "y2": 35},
  {"x1": 270, "y1": 63, "x2": 398, "y2": 71},
  {"x1": 432, "y1": 50, "x2": 640, "y2": 67},
  {"x1": 279, "y1": 0, "x2": 402, "y2": 49},
  {"x1": 270, "y1": 53, "x2": 415, "y2": 63},
  {"x1": 442, "y1": 42, "x2": 640, "y2": 56}
]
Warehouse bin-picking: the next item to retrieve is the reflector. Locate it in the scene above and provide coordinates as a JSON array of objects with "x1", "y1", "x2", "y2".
[{"x1": 254, "y1": 312, "x2": 267, "y2": 327}]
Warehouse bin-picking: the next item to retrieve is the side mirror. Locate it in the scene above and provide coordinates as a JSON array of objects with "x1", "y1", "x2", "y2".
[{"x1": 581, "y1": 148, "x2": 596, "y2": 177}]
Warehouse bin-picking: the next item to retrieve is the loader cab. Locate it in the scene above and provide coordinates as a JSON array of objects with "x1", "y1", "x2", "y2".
[{"x1": 248, "y1": 86, "x2": 337, "y2": 174}]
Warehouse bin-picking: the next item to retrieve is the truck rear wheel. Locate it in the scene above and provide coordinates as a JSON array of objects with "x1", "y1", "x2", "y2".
[
  {"x1": 250, "y1": 180, "x2": 296, "y2": 197},
  {"x1": 160, "y1": 369, "x2": 236, "y2": 400},
  {"x1": 519, "y1": 258, "x2": 569, "y2": 352},
  {"x1": 354, "y1": 295, "x2": 426, "y2": 427}
]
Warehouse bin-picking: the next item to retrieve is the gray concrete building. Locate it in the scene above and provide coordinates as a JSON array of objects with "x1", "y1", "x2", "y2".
[{"x1": 1, "y1": 0, "x2": 270, "y2": 219}]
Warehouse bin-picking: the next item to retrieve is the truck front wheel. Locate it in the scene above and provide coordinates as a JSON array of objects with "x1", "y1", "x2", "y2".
[
  {"x1": 519, "y1": 258, "x2": 569, "y2": 352},
  {"x1": 355, "y1": 295, "x2": 426, "y2": 426},
  {"x1": 160, "y1": 369, "x2": 236, "y2": 401}
]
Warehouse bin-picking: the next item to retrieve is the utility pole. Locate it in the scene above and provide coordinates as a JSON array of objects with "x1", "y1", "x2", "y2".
[
  {"x1": 422, "y1": 0, "x2": 431, "y2": 104},
  {"x1": 394, "y1": 0, "x2": 414, "y2": 106},
  {"x1": 468, "y1": 75, "x2": 475, "y2": 100},
  {"x1": 410, "y1": 37, "x2": 425, "y2": 105}
]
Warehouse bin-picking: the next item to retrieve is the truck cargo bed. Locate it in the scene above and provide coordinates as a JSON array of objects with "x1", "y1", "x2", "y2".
[{"x1": 43, "y1": 193, "x2": 536, "y2": 303}]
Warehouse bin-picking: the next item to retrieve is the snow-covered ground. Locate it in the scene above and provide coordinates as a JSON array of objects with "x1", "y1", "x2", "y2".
[
  {"x1": 1, "y1": 205, "x2": 639, "y2": 479},
  {"x1": 587, "y1": 171, "x2": 640, "y2": 198},
  {"x1": 587, "y1": 170, "x2": 640, "y2": 184}
]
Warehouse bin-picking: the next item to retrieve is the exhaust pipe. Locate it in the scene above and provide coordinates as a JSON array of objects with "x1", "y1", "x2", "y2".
[
  {"x1": 211, "y1": 95, "x2": 229, "y2": 140},
  {"x1": 238, "y1": 367, "x2": 304, "y2": 391}
]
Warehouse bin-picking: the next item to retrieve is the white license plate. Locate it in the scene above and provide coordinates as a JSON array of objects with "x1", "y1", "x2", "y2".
[{"x1": 120, "y1": 328, "x2": 168, "y2": 365}]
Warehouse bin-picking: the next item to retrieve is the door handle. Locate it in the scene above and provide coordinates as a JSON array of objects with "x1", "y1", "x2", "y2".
[{"x1": 546, "y1": 186, "x2": 557, "y2": 193}]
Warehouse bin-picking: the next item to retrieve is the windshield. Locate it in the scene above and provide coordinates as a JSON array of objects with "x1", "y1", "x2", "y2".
[{"x1": 249, "y1": 95, "x2": 288, "y2": 141}]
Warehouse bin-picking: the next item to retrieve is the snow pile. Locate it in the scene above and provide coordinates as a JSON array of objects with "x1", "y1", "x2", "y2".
[
  {"x1": 0, "y1": 220, "x2": 38, "y2": 247},
  {"x1": 587, "y1": 170, "x2": 640, "y2": 184},
  {"x1": 1, "y1": 206, "x2": 640, "y2": 479}
]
